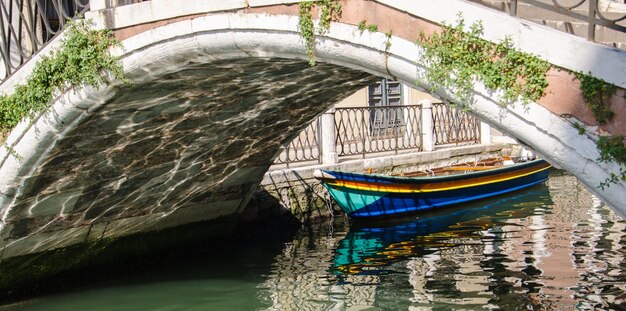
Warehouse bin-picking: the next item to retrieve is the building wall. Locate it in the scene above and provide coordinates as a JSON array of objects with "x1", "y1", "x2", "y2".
[{"x1": 334, "y1": 83, "x2": 442, "y2": 109}]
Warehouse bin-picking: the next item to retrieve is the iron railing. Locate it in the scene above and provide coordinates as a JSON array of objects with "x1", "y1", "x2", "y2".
[
  {"x1": 481, "y1": 0, "x2": 626, "y2": 45},
  {"x1": 0, "y1": 0, "x2": 89, "y2": 81},
  {"x1": 275, "y1": 104, "x2": 482, "y2": 166},
  {"x1": 334, "y1": 105, "x2": 423, "y2": 157},
  {"x1": 274, "y1": 118, "x2": 320, "y2": 166},
  {"x1": 432, "y1": 103, "x2": 481, "y2": 146}
]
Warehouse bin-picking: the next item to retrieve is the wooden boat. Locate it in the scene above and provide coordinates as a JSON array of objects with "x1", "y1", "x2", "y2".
[{"x1": 313, "y1": 157, "x2": 551, "y2": 219}]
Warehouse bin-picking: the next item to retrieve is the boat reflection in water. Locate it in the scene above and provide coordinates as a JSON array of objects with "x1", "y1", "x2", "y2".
[{"x1": 331, "y1": 185, "x2": 552, "y2": 275}]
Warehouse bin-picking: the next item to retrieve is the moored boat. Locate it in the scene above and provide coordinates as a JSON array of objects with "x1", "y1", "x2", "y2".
[
  {"x1": 313, "y1": 157, "x2": 551, "y2": 219},
  {"x1": 331, "y1": 187, "x2": 551, "y2": 275}
]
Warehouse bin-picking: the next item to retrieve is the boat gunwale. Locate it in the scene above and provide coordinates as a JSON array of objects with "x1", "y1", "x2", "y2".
[{"x1": 317, "y1": 159, "x2": 550, "y2": 185}]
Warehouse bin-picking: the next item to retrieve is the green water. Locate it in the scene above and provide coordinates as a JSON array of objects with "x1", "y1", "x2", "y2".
[{"x1": 3, "y1": 172, "x2": 625, "y2": 310}]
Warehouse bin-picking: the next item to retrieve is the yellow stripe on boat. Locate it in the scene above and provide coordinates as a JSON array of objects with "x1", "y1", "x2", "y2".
[{"x1": 325, "y1": 164, "x2": 551, "y2": 193}]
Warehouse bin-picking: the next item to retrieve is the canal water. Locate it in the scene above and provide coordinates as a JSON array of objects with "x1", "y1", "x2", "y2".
[{"x1": 2, "y1": 171, "x2": 625, "y2": 310}]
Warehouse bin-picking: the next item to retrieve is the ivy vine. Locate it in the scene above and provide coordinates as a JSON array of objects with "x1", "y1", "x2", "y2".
[
  {"x1": 416, "y1": 14, "x2": 626, "y2": 189},
  {"x1": 298, "y1": 2, "x2": 316, "y2": 66},
  {"x1": 318, "y1": 0, "x2": 342, "y2": 33},
  {"x1": 358, "y1": 20, "x2": 378, "y2": 34},
  {"x1": 597, "y1": 135, "x2": 626, "y2": 189},
  {"x1": 575, "y1": 72, "x2": 616, "y2": 125},
  {"x1": 417, "y1": 14, "x2": 550, "y2": 106},
  {"x1": 571, "y1": 73, "x2": 624, "y2": 188},
  {"x1": 0, "y1": 19, "x2": 124, "y2": 141},
  {"x1": 298, "y1": 0, "x2": 342, "y2": 66},
  {"x1": 572, "y1": 122, "x2": 586, "y2": 135},
  {"x1": 384, "y1": 31, "x2": 392, "y2": 52}
]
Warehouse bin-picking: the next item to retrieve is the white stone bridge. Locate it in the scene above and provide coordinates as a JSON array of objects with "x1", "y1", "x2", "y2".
[{"x1": 0, "y1": 0, "x2": 625, "y2": 263}]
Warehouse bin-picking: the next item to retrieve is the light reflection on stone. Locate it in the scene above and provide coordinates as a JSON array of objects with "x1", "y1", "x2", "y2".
[{"x1": 0, "y1": 58, "x2": 377, "y2": 260}]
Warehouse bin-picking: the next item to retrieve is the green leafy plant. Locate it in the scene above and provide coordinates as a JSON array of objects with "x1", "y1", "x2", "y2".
[
  {"x1": 417, "y1": 14, "x2": 550, "y2": 106},
  {"x1": 571, "y1": 74, "x2": 623, "y2": 188},
  {"x1": 298, "y1": 0, "x2": 342, "y2": 66},
  {"x1": 598, "y1": 135, "x2": 626, "y2": 164},
  {"x1": 4, "y1": 145, "x2": 22, "y2": 162},
  {"x1": 575, "y1": 72, "x2": 616, "y2": 125},
  {"x1": 318, "y1": 0, "x2": 342, "y2": 33},
  {"x1": 358, "y1": 20, "x2": 380, "y2": 35},
  {"x1": 596, "y1": 135, "x2": 626, "y2": 189},
  {"x1": 385, "y1": 31, "x2": 392, "y2": 51},
  {"x1": 298, "y1": 2, "x2": 316, "y2": 66},
  {"x1": 358, "y1": 20, "x2": 367, "y2": 33},
  {"x1": 572, "y1": 122, "x2": 586, "y2": 135},
  {"x1": 0, "y1": 19, "x2": 124, "y2": 140}
]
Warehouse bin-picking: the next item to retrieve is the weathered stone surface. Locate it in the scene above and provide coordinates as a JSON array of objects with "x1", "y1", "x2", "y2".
[
  {"x1": 0, "y1": 58, "x2": 375, "y2": 259},
  {"x1": 2, "y1": 226, "x2": 90, "y2": 259}
]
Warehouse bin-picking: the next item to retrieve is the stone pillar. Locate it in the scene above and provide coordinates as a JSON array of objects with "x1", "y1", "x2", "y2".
[
  {"x1": 480, "y1": 122, "x2": 491, "y2": 144},
  {"x1": 420, "y1": 99, "x2": 434, "y2": 152},
  {"x1": 320, "y1": 108, "x2": 338, "y2": 164}
]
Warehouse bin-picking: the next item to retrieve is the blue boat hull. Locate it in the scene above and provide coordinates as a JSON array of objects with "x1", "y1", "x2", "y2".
[{"x1": 316, "y1": 159, "x2": 551, "y2": 218}]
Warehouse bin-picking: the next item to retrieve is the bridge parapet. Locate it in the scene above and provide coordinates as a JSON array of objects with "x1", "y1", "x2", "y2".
[{"x1": 2, "y1": 0, "x2": 625, "y2": 87}]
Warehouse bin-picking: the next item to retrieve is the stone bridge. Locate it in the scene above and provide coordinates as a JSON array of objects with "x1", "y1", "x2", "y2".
[{"x1": 0, "y1": 0, "x2": 625, "y2": 264}]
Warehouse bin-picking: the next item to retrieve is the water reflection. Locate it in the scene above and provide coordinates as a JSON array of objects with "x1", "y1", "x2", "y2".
[
  {"x1": 331, "y1": 188, "x2": 551, "y2": 276},
  {"x1": 261, "y1": 173, "x2": 626, "y2": 310},
  {"x1": 3, "y1": 173, "x2": 625, "y2": 310}
]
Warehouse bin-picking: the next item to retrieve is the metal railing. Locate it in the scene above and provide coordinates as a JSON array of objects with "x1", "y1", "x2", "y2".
[
  {"x1": 334, "y1": 105, "x2": 423, "y2": 157},
  {"x1": 482, "y1": 0, "x2": 626, "y2": 45},
  {"x1": 275, "y1": 104, "x2": 482, "y2": 166},
  {"x1": 274, "y1": 118, "x2": 320, "y2": 166},
  {"x1": 0, "y1": 0, "x2": 89, "y2": 81},
  {"x1": 432, "y1": 103, "x2": 481, "y2": 146}
]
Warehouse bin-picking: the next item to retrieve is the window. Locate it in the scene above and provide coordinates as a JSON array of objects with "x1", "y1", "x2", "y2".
[{"x1": 367, "y1": 79, "x2": 404, "y2": 137}]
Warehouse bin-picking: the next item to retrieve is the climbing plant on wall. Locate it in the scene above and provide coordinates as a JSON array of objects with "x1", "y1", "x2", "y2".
[
  {"x1": 575, "y1": 72, "x2": 617, "y2": 125},
  {"x1": 0, "y1": 19, "x2": 124, "y2": 142},
  {"x1": 417, "y1": 14, "x2": 550, "y2": 107},
  {"x1": 573, "y1": 73, "x2": 626, "y2": 188},
  {"x1": 417, "y1": 14, "x2": 626, "y2": 188},
  {"x1": 597, "y1": 135, "x2": 626, "y2": 189},
  {"x1": 298, "y1": 0, "x2": 342, "y2": 66}
]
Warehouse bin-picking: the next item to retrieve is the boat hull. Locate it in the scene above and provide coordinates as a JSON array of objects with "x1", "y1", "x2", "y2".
[{"x1": 318, "y1": 159, "x2": 551, "y2": 218}]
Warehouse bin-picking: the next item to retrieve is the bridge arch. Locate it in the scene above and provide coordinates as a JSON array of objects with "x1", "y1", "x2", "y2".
[{"x1": 1, "y1": 3, "x2": 625, "y2": 259}]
